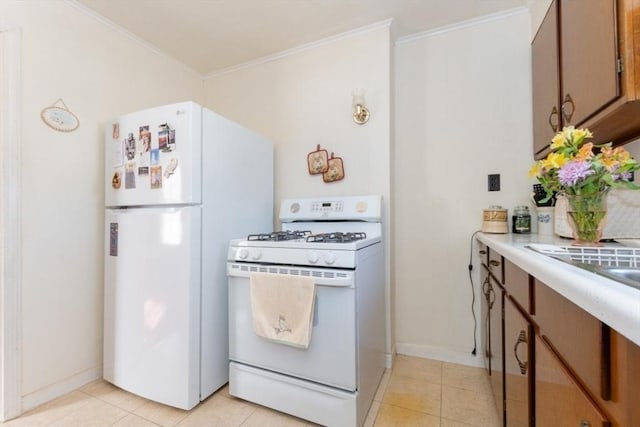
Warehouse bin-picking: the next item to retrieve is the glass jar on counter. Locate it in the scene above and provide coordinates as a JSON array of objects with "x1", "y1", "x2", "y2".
[{"x1": 512, "y1": 205, "x2": 531, "y2": 233}]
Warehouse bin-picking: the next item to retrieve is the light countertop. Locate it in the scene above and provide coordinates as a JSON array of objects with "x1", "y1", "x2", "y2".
[{"x1": 476, "y1": 232, "x2": 640, "y2": 347}]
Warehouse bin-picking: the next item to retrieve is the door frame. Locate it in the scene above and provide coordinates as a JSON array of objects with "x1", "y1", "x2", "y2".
[{"x1": 0, "y1": 25, "x2": 23, "y2": 421}]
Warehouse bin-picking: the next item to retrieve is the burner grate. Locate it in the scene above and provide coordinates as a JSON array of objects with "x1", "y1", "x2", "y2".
[
  {"x1": 306, "y1": 232, "x2": 367, "y2": 243},
  {"x1": 247, "y1": 230, "x2": 311, "y2": 241}
]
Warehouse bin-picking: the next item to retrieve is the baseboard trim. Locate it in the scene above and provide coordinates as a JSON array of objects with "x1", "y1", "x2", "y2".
[
  {"x1": 395, "y1": 342, "x2": 484, "y2": 368},
  {"x1": 21, "y1": 367, "x2": 102, "y2": 413}
]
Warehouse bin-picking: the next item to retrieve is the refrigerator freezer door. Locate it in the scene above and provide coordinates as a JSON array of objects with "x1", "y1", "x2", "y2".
[
  {"x1": 105, "y1": 101, "x2": 202, "y2": 207},
  {"x1": 103, "y1": 206, "x2": 202, "y2": 410}
]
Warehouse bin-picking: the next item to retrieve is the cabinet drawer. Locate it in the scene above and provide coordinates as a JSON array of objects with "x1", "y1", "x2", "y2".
[
  {"x1": 535, "y1": 335, "x2": 610, "y2": 427},
  {"x1": 488, "y1": 247, "x2": 504, "y2": 284},
  {"x1": 535, "y1": 279, "x2": 608, "y2": 401},
  {"x1": 504, "y1": 260, "x2": 530, "y2": 313}
]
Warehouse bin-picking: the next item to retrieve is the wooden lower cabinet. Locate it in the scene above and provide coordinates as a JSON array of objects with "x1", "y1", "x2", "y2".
[
  {"x1": 489, "y1": 280, "x2": 505, "y2": 425},
  {"x1": 504, "y1": 296, "x2": 532, "y2": 427},
  {"x1": 536, "y1": 335, "x2": 611, "y2": 427},
  {"x1": 480, "y1": 242, "x2": 640, "y2": 426},
  {"x1": 534, "y1": 278, "x2": 606, "y2": 401}
]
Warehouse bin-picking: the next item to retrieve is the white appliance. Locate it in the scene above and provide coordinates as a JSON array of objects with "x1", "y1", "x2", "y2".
[
  {"x1": 103, "y1": 101, "x2": 273, "y2": 410},
  {"x1": 227, "y1": 195, "x2": 385, "y2": 427}
]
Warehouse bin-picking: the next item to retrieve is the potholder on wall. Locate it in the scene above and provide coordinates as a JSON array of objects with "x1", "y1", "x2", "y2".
[
  {"x1": 323, "y1": 153, "x2": 345, "y2": 183},
  {"x1": 307, "y1": 144, "x2": 329, "y2": 175}
]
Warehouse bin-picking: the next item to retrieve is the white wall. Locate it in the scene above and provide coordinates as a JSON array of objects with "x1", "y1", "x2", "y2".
[
  {"x1": 203, "y1": 24, "x2": 394, "y2": 359},
  {"x1": 394, "y1": 10, "x2": 534, "y2": 366},
  {"x1": 2, "y1": 0, "x2": 202, "y2": 411},
  {"x1": 203, "y1": 24, "x2": 391, "y2": 208},
  {"x1": 0, "y1": 0, "x2": 591, "y2": 415}
]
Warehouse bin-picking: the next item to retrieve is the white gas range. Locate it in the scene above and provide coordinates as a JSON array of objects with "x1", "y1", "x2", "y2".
[{"x1": 227, "y1": 195, "x2": 385, "y2": 427}]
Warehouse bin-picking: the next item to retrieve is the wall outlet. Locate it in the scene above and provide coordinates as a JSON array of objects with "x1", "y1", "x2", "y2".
[{"x1": 488, "y1": 174, "x2": 500, "y2": 191}]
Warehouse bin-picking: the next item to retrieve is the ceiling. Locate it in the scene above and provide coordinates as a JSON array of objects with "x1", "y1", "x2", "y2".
[{"x1": 73, "y1": 0, "x2": 529, "y2": 76}]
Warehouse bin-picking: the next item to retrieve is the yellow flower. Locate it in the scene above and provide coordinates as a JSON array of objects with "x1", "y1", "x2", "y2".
[
  {"x1": 572, "y1": 128, "x2": 593, "y2": 142},
  {"x1": 542, "y1": 152, "x2": 568, "y2": 170},
  {"x1": 528, "y1": 162, "x2": 541, "y2": 178},
  {"x1": 550, "y1": 132, "x2": 566, "y2": 149}
]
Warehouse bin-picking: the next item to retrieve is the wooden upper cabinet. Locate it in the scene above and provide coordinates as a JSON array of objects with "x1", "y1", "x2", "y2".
[
  {"x1": 532, "y1": 0, "x2": 640, "y2": 159},
  {"x1": 532, "y1": 0, "x2": 561, "y2": 157},
  {"x1": 561, "y1": 0, "x2": 619, "y2": 127}
]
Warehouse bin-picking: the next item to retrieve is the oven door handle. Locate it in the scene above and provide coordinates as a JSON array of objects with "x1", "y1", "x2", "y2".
[{"x1": 227, "y1": 263, "x2": 355, "y2": 287}]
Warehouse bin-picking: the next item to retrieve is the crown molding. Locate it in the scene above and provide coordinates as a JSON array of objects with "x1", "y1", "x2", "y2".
[
  {"x1": 205, "y1": 19, "x2": 393, "y2": 79},
  {"x1": 64, "y1": 0, "x2": 203, "y2": 78},
  {"x1": 396, "y1": 6, "x2": 528, "y2": 45}
]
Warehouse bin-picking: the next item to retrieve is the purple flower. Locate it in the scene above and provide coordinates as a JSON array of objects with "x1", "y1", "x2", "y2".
[
  {"x1": 613, "y1": 171, "x2": 633, "y2": 182},
  {"x1": 558, "y1": 161, "x2": 594, "y2": 186}
]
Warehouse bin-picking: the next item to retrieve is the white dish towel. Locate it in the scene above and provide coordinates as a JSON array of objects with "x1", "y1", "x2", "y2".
[{"x1": 249, "y1": 272, "x2": 316, "y2": 349}]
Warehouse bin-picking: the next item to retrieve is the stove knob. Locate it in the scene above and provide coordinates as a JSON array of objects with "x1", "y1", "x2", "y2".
[
  {"x1": 238, "y1": 248, "x2": 249, "y2": 260},
  {"x1": 251, "y1": 249, "x2": 262, "y2": 261},
  {"x1": 324, "y1": 252, "x2": 336, "y2": 265},
  {"x1": 307, "y1": 250, "x2": 319, "y2": 264}
]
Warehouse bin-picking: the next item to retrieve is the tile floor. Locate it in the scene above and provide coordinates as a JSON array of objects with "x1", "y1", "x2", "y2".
[{"x1": 1, "y1": 355, "x2": 500, "y2": 427}]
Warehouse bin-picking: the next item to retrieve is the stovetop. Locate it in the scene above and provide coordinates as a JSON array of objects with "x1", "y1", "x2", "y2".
[
  {"x1": 247, "y1": 230, "x2": 312, "y2": 242},
  {"x1": 247, "y1": 231, "x2": 368, "y2": 244},
  {"x1": 228, "y1": 227, "x2": 381, "y2": 267},
  {"x1": 228, "y1": 196, "x2": 383, "y2": 267}
]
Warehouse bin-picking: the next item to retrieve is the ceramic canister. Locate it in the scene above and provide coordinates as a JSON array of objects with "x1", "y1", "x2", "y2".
[
  {"x1": 536, "y1": 206, "x2": 555, "y2": 235},
  {"x1": 482, "y1": 206, "x2": 508, "y2": 233}
]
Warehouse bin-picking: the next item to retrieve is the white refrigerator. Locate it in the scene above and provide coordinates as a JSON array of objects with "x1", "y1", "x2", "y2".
[{"x1": 103, "y1": 101, "x2": 273, "y2": 410}]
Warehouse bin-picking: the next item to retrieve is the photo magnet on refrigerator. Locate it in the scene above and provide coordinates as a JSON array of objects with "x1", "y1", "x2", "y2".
[
  {"x1": 139, "y1": 125, "x2": 151, "y2": 155},
  {"x1": 164, "y1": 158, "x2": 178, "y2": 178},
  {"x1": 111, "y1": 171, "x2": 121, "y2": 189},
  {"x1": 109, "y1": 223, "x2": 118, "y2": 256},
  {"x1": 150, "y1": 165, "x2": 162, "y2": 189},
  {"x1": 125, "y1": 133, "x2": 136, "y2": 160},
  {"x1": 125, "y1": 162, "x2": 136, "y2": 189}
]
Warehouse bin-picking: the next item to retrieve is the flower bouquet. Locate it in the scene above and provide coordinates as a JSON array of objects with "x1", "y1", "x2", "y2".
[{"x1": 529, "y1": 126, "x2": 640, "y2": 244}]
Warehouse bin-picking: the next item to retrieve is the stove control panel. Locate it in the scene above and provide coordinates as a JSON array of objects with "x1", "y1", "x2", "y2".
[
  {"x1": 228, "y1": 245, "x2": 358, "y2": 269},
  {"x1": 310, "y1": 201, "x2": 344, "y2": 213},
  {"x1": 280, "y1": 195, "x2": 381, "y2": 222}
]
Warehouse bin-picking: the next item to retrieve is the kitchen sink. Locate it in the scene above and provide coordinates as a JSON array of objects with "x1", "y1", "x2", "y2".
[
  {"x1": 594, "y1": 267, "x2": 640, "y2": 290},
  {"x1": 527, "y1": 243, "x2": 640, "y2": 291}
]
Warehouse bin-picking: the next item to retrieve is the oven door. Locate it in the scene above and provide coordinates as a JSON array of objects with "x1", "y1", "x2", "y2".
[{"x1": 228, "y1": 262, "x2": 356, "y2": 391}]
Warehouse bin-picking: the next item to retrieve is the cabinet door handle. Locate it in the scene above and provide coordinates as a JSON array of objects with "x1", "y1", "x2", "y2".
[
  {"x1": 488, "y1": 286, "x2": 496, "y2": 309},
  {"x1": 479, "y1": 249, "x2": 487, "y2": 255},
  {"x1": 489, "y1": 260, "x2": 500, "y2": 267},
  {"x1": 561, "y1": 93, "x2": 575, "y2": 124},
  {"x1": 548, "y1": 105, "x2": 559, "y2": 132},
  {"x1": 482, "y1": 276, "x2": 490, "y2": 296},
  {"x1": 514, "y1": 330, "x2": 528, "y2": 375}
]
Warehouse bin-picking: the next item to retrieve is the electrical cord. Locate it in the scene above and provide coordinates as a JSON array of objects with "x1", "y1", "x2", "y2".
[{"x1": 468, "y1": 230, "x2": 482, "y2": 356}]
